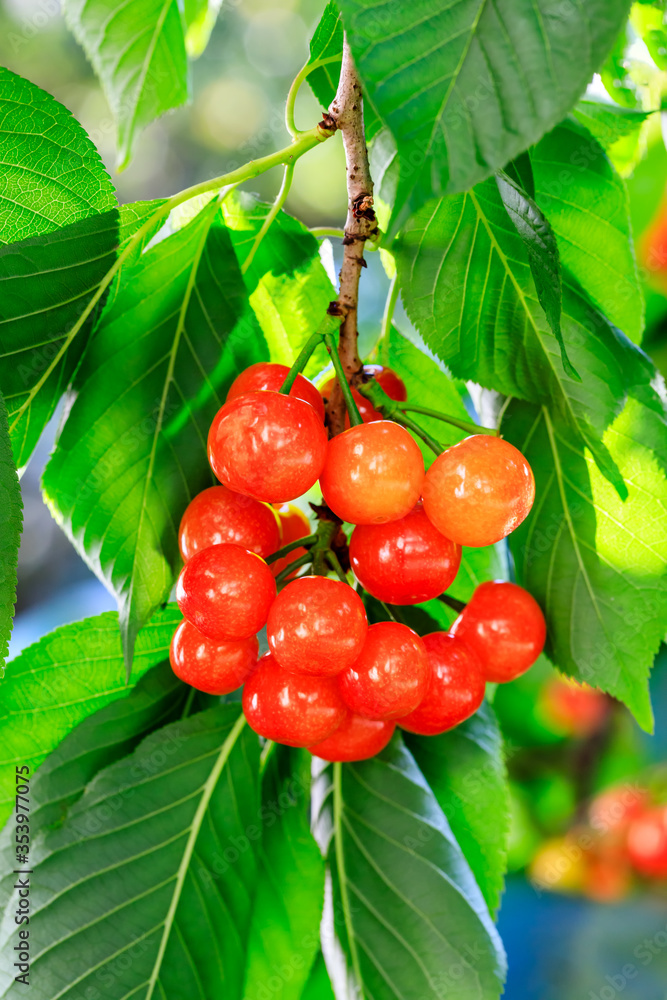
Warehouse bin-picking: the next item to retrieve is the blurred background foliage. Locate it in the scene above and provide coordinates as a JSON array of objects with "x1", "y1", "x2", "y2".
[{"x1": 3, "y1": 1, "x2": 667, "y2": 997}]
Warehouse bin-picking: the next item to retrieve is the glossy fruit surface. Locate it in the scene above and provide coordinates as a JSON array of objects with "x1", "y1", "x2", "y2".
[
  {"x1": 350, "y1": 502, "x2": 461, "y2": 604},
  {"x1": 320, "y1": 365, "x2": 407, "y2": 425},
  {"x1": 422, "y1": 434, "x2": 535, "y2": 547},
  {"x1": 242, "y1": 652, "x2": 347, "y2": 746},
  {"x1": 176, "y1": 543, "x2": 276, "y2": 642},
  {"x1": 271, "y1": 504, "x2": 311, "y2": 579},
  {"x1": 179, "y1": 485, "x2": 280, "y2": 561},
  {"x1": 320, "y1": 421, "x2": 424, "y2": 525},
  {"x1": 339, "y1": 621, "x2": 429, "y2": 721},
  {"x1": 309, "y1": 714, "x2": 395, "y2": 762},
  {"x1": 397, "y1": 632, "x2": 485, "y2": 735},
  {"x1": 267, "y1": 576, "x2": 367, "y2": 676},
  {"x1": 627, "y1": 807, "x2": 667, "y2": 878},
  {"x1": 170, "y1": 619, "x2": 258, "y2": 694},
  {"x1": 451, "y1": 581, "x2": 546, "y2": 682},
  {"x1": 208, "y1": 391, "x2": 328, "y2": 503},
  {"x1": 227, "y1": 362, "x2": 325, "y2": 420}
]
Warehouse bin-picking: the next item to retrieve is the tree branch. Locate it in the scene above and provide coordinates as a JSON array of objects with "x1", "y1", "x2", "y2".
[{"x1": 325, "y1": 38, "x2": 378, "y2": 435}]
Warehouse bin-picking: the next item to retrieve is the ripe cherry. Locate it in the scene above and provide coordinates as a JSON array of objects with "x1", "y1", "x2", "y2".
[
  {"x1": 176, "y1": 543, "x2": 276, "y2": 642},
  {"x1": 338, "y1": 621, "x2": 429, "y2": 721},
  {"x1": 267, "y1": 576, "x2": 367, "y2": 677},
  {"x1": 627, "y1": 807, "x2": 667, "y2": 879},
  {"x1": 398, "y1": 632, "x2": 485, "y2": 735},
  {"x1": 271, "y1": 504, "x2": 311, "y2": 580},
  {"x1": 208, "y1": 391, "x2": 328, "y2": 503},
  {"x1": 350, "y1": 502, "x2": 461, "y2": 604},
  {"x1": 451, "y1": 581, "x2": 546, "y2": 682},
  {"x1": 170, "y1": 619, "x2": 258, "y2": 695},
  {"x1": 242, "y1": 652, "x2": 347, "y2": 746},
  {"x1": 422, "y1": 434, "x2": 535, "y2": 547},
  {"x1": 321, "y1": 365, "x2": 407, "y2": 425},
  {"x1": 179, "y1": 485, "x2": 280, "y2": 561},
  {"x1": 539, "y1": 677, "x2": 609, "y2": 738},
  {"x1": 320, "y1": 421, "x2": 424, "y2": 524},
  {"x1": 309, "y1": 714, "x2": 395, "y2": 762},
  {"x1": 227, "y1": 361, "x2": 325, "y2": 420}
]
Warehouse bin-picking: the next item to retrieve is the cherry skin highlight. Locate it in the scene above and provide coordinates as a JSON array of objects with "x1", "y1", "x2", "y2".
[
  {"x1": 321, "y1": 365, "x2": 407, "y2": 425},
  {"x1": 398, "y1": 632, "x2": 485, "y2": 735},
  {"x1": 242, "y1": 652, "x2": 347, "y2": 746},
  {"x1": 626, "y1": 807, "x2": 667, "y2": 878},
  {"x1": 176, "y1": 543, "x2": 276, "y2": 642},
  {"x1": 227, "y1": 362, "x2": 325, "y2": 420},
  {"x1": 422, "y1": 434, "x2": 535, "y2": 547},
  {"x1": 170, "y1": 619, "x2": 258, "y2": 695},
  {"x1": 208, "y1": 391, "x2": 328, "y2": 503},
  {"x1": 320, "y1": 421, "x2": 424, "y2": 525},
  {"x1": 350, "y1": 502, "x2": 461, "y2": 604},
  {"x1": 271, "y1": 503, "x2": 311, "y2": 580},
  {"x1": 451, "y1": 581, "x2": 546, "y2": 682},
  {"x1": 179, "y1": 485, "x2": 280, "y2": 562},
  {"x1": 338, "y1": 621, "x2": 429, "y2": 721},
  {"x1": 267, "y1": 576, "x2": 368, "y2": 676},
  {"x1": 308, "y1": 714, "x2": 395, "y2": 762}
]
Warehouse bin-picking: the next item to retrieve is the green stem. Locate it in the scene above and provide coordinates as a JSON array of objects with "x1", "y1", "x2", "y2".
[
  {"x1": 279, "y1": 332, "x2": 325, "y2": 394},
  {"x1": 285, "y1": 55, "x2": 342, "y2": 138},
  {"x1": 437, "y1": 593, "x2": 466, "y2": 614},
  {"x1": 310, "y1": 226, "x2": 346, "y2": 240},
  {"x1": 242, "y1": 161, "x2": 295, "y2": 276},
  {"x1": 379, "y1": 272, "x2": 399, "y2": 343},
  {"x1": 265, "y1": 533, "x2": 317, "y2": 564},
  {"x1": 326, "y1": 550, "x2": 348, "y2": 583},
  {"x1": 310, "y1": 517, "x2": 341, "y2": 576},
  {"x1": 399, "y1": 403, "x2": 497, "y2": 437},
  {"x1": 380, "y1": 601, "x2": 397, "y2": 623},
  {"x1": 275, "y1": 552, "x2": 312, "y2": 585},
  {"x1": 356, "y1": 380, "x2": 443, "y2": 455},
  {"x1": 393, "y1": 411, "x2": 443, "y2": 456},
  {"x1": 324, "y1": 332, "x2": 363, "y2": 427}
]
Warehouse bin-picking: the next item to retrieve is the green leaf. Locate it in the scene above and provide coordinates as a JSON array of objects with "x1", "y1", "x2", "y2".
[
  {"x1": 243, "y1": 746, "x2": 325, "y2": 1000},
  {"x1": 307, "y1": 0, "x2": 344, "y2": 109},
  {"x1": 572, "y1": 100, "x2": 651, "y2": 150},
  {"x1": 337, "y1": 0, "x2": 633, "y2": 231},
  {"x1": 0, "y1": 707, "x2": 261, "y2": 999},
  {"x1": 183, "y1": 0, "x2": 222, "y2": 58},
  {"x1": 0, "y1": 606, "x2": 180, "y2": 827},
  {"x1": 104, "y1": 199, "x2": 168, "y2": 312},
  {"x1": 300, "y1": 952, "x2": 335, "y2": 1000},
  {"x1": 0, "y1": 67, "x2": 116, "y2": 244},
  {"x1": 0, "y1": 393, "x2": 22, "y2": 670},
  {"x1": 395, "y1": 177, "x2": 648, "y2": 491},
  {"x1": 495, "y1": 170, "x2": 577, "y2": 380},
  {"x1": 502, "y1": 396, "x2": 667, "y2": 732},
  {"x1": 43, "y1": 201, "x2": 266, "y2": 670},
  {"x1": 531, "y1": 119, "x2": 644, "y2": 342},
  {"x1": 63, "y1": 0, "x2": 190, "y2": 170},
  {"x1": 404, "y1": 702, "x2": 509, "y2": 915},
  {"x1": 223, "y1": 192, "x2": 333, "y2": 377},
  {"x1": 312, "y1": 738, "x2": 506, "y2": 1000},
  {"x1": 0, "y1": 210, "x2": 119, "y2": 469}
]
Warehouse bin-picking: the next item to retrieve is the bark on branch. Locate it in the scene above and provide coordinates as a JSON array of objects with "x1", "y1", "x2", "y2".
[{"x1": 325, "y1": 38, "x2": 378, "y2": 436}]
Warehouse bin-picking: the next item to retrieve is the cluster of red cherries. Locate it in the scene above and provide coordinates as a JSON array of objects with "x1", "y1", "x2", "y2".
[{"x1": 170, "y1": 360, "x2": 547, "y2": 761}]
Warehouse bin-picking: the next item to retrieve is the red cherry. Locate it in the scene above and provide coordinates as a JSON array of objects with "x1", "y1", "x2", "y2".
[
  {"x1": 208, "y1": 391, "x2": 328, "y2": 503},
  {"x1": 176, "y1": 543, "x2": 276, "y2": 642},
  {"x1": 451, "y1": 581, "x2": 546, "y2": 682},
  {"x1": 320, "y1": 421, "x2": 424, "y2": 525},
  {"x1": 267, "y1": 576, "x2": 368, "y2": 676},
  {"x1": 271, "y1": 504, "x2": 312, "y2": 580},
  {"x1": 242, "y1": 652, "x2": 347, "y2": 746},
  {"x1": 170, "y1": 619, "x2": 258, "y2": 694},
  {"x1": 627, "y1": 807, "x2": 667, "y2": 878},
  {"x1": 321, "y1": 365, "x2": 408, "y2": 426},
  {"x1": 179, "y1": 485, "x2": 280, "y2": 562},
  {"x1": 309, "y1": 714, "x2": 395, "y2": 762},
  {"x1": 227, "y1": 362, "x2": 325, "y2": 420},
  {"x1": 350, "y1": 502, "x2": 461, "y2": 604},
  {"x1": 338, "y1": 621, "x2": 429, "y2": 721},
  {"x1": 397, "y1": 632, "x2": 485, "y2": 735},
  {"x1": 539, "y1": 677, "x2": 609, "y2": 738},
  {"x1": 422, "y1": 435, "x2": 535, "y2": 547}
]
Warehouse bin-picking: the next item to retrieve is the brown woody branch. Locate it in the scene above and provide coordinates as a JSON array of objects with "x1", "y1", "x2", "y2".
[{"x1": 325, "y1": 38, "x2": 378, "y2": 436}]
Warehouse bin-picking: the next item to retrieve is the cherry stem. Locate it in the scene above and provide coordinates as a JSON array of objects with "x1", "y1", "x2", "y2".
[
  {"x1": 279, "y1": 332, "x2": 325, "y2": 395},
  {"x1": 324, "y1": 331, "x2": 364, "y2": 427},
  {"x1": 310, "y1": 517, "x2": 342, "y2": 576},
  {"x1": 437, "y1": 593, "x2": 466, "y2": 614},
  {"x1": 392, "y1": 410, "x2": 444, "y2": 457},
  {"x1": 326, "y1": 550, "x2": 348, "y2": 583},
  {"x1": 274, "y1": 552, "x2": 312, "y2": 585},
  {"x1": 399, "y1": 403, "x2": 497, "y2": 437},
  {"x1": 265, "y1": 533, "x2": 318, "y2": 564}
]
